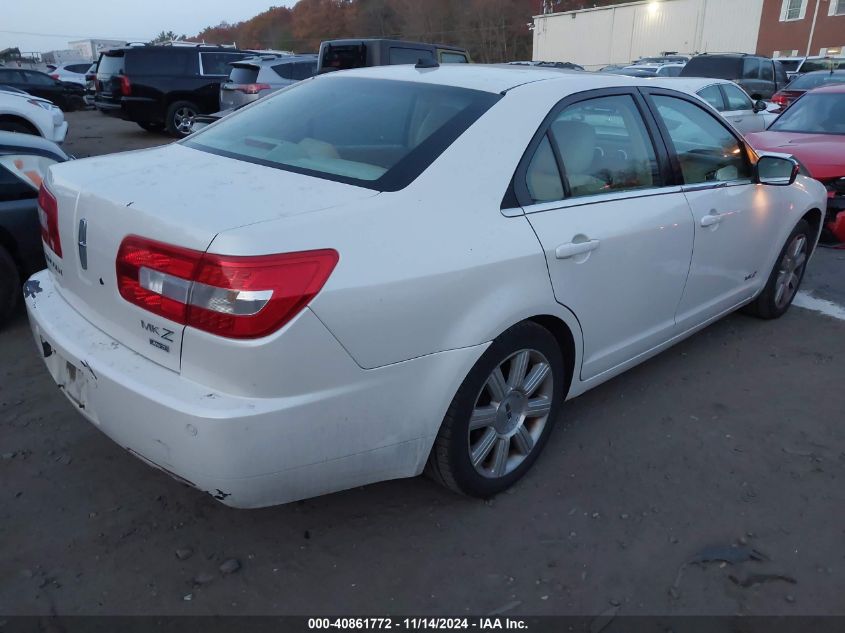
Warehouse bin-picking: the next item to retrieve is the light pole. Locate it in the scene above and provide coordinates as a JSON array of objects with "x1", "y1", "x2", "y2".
[{"x1": 805, "y1": 0, "x2": 822, "y2": 57}]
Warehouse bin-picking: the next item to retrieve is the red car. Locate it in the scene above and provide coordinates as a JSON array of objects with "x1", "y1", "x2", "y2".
[
  {"x1": 771, "y1": 69, "x2": 845, "y2": 110},
  {"x1": 746, "y1": 84, "x2": 845, "y2": 243}
]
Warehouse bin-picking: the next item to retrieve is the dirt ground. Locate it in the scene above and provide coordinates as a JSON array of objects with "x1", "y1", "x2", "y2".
[{"x1": 1, "y1": 111, "x2": 844, "y2": 617}]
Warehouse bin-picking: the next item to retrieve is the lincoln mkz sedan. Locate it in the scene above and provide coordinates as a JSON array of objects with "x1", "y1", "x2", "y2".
[{"x1": 25, "y1": 66, "x2": 827, "y2": 508}]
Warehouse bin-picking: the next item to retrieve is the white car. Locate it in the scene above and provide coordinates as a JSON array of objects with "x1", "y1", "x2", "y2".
[
  {"x1": 646, "y1": 77, "x2": 778, "y2": 134},
  {"x1": 0, "y1": 89, "x2": 68, "y2": 143},
  {"x1": 24, "y1": 66, "x2": 826, "y2": 508},
  {"x1": 46, "y1": 62, "x2": 91, "y2": 86}
]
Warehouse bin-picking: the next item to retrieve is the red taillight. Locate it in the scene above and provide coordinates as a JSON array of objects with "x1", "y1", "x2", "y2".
[
  {"x1": 116, "y1": 236, "x2": 338, "y2": 339},
  {"x1": 771, "y1": 92, "x2": 788, "y2": 107},
  {"x1": 49, "y1": 73, "x2": 59, "y2": 80},
  {"x1": 233, "y1": 83, "x2": 271, "y2": 94},
  {"x1": 119, "y1": 75, "x2": 131, "y2": 96},
  {"x1": 37, "y1": 183, "x2": 62, "y2": 257}
]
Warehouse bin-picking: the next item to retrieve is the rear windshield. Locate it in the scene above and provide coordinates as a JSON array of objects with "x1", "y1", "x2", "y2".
[
  {"x1": 788, "y1": 71, "x2": 845, "y2": 90},
  {"x1": 682, "y1": 57, "x2": 740, "y2": 79},
  {"x1": 97, "y1": 53, "x2": 124, "y2": 76},
  {"x1": 770, "y1": 93, "x2": 845, "y2": 134},
  {"x1": 228, "y1": 65, "x2": 259, "y2": 84},
  {"x1": 184, "y1": 76, "x2": 500, "y2": 191},
  {"x1": 800, "y1": 57, "x2": 845, "y2": 72}
]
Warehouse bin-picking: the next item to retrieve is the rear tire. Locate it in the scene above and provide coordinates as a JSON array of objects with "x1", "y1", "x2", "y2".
[
  {"x1": 744, "y1": 219, "x2": 812, "y2": 319},
  {"x1": 165, "y1": 101, "x2": 199, "y2": 137},
  {"x1": 0, "y1": 245, "x2": 20, "y2": 328},
  {"x1": 426, "y1": 321, "x2": 566, "y2": 498}
]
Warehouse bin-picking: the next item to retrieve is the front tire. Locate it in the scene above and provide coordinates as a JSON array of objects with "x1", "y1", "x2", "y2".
[
  {"x1": 0, "y1": 245, "x2": 20, "y2": 328},
  {"x1": 165, "y1": 101, "x2": 199, "y2": 137},
  {"x1": 426, "y1": 321, "x2": 566, "y2": 498},
  {"x1": 744, "y1": 219, "x2": 812, "y2": 319}
]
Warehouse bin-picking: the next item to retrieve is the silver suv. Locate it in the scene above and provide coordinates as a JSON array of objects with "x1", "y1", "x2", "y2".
[{"x1": 220, "y1": 54, "x2": 317, "y2": 109}]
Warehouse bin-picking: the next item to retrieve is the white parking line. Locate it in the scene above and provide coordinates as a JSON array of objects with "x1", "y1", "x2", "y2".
[{"x1": 793, "y1": 292, "x2": 845, "y2": 322}]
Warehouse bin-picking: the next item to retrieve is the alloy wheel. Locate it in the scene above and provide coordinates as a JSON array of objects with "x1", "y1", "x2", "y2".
[
  {"x1": 174, "y1": 107, "x2": 197, "y2": 135},
  {"x1": 774, "y1": 233, "x2": 807, "y2": 310},
  {"x1": 468, "y1": 349, "x2": 554, "y2": 479}
]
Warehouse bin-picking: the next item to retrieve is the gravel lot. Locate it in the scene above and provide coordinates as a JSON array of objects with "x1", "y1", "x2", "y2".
[{"x1": 1, "y1": 111, "x2": 844, "y2": 617}]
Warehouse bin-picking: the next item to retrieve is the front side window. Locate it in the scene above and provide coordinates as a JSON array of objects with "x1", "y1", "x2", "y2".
[
  {"x1": 526, "y1": 94, "x2": 660, "y2": 200},
  {"x1": 185, "y1": 77, "x2": 500, "y2": 191},
  {"x1": 697, "y1": 85, "x2": 725, "y2": 111},
  {"x1": 761, "y1": 61, "x2": 775, "y2": 82},
  {"x1": 23, "y1": 72, "x2": 54, "y2": 86},
  {"x1": 742, "y1": 58, "x2": 762, "y2": 79},
  {"x1": 722, "y1": 84, "x2": 753, "y2": 111},
  {"x1": 441, "y1": 52, "x2": 469, "y2": 63},
  {"x1": 389, "y1": 48, "x2": 434, "y2": 65},
  {"x1": 769, "y1": 93, "x2": 845, "y2": 134},
  {"x1": 653, "y1": 96, "x2": 751, "y2": 185}
]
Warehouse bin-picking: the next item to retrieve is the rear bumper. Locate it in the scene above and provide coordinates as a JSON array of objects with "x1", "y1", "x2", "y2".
[{"x1": 24, "y1": 270, "x2": 481, "y2": 508}]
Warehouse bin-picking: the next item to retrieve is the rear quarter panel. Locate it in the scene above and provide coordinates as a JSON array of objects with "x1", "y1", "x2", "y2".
[{"x1": 208, "y1": 82, "x2": 586, "y2": 371}]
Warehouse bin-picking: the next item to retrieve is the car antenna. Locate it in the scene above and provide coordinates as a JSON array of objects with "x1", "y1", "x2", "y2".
[{"x1": 415, "y1": 58, "x2": 439, "y2": 70}]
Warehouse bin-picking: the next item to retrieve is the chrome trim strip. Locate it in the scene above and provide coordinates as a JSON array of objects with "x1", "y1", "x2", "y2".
[{"x1": 521, "y1": 186, "x2": 683, "y2": 215}]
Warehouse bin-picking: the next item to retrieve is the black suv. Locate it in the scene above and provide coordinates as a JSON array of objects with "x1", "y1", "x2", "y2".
[
  {"x1": 680, "y1": 53, "x2": 789, "y2": 100},
  {"x1": 317, "y1": 39, "x2": 471, "y2": 74},
  {"x1": 94, "y1": 45, "x2": 252, "y2": 136}
]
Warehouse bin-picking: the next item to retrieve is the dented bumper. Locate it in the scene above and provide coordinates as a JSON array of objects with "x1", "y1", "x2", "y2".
[{"x1": 24, "y1": 270, "x2": 482, "y2": 508}]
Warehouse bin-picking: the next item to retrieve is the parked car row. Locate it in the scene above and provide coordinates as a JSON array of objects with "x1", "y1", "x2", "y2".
[{"x1": 0, "y1": 67, "x2": 85, "y2": 111}]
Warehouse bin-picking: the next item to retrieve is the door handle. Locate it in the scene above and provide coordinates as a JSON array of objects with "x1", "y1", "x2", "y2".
[
  {"x1": 700, "y1": 212, "x2": 723, "y2": 227},
  {"x1": 732, "y1": 118, "x2": 744, "y2": 123},
  {"x1": 555, "y1": 239, "x2": 600, "y2": 259}
]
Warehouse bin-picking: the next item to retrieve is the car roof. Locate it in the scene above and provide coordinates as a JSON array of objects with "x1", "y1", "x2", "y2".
[
  {"x1": 807, "y1": 83, "x2": 845, "y2": 94},
  {"x1": 234, "y1": 54, "x2": 317, "y2": 67},
  {"x1": 644, "y1": 76, "x2": 734, "y2": 92},
  {"x1": 322, "y1": 38, "x2": 466, "y2": 51},
  {"x1": 330, "y1": 64, "x2": 647, "y2": 94},
  {"x1": 0, "y1": 130, "x2": 68, "y2": 158}
]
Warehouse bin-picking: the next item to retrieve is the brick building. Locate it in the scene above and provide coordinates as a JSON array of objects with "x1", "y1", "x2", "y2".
[{"x1": 757, "y1": 0, "x2": 845, "y2": 57}]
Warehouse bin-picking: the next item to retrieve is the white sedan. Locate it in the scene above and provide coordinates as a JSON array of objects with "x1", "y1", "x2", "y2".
[
  {"x1": 646, "y1": 77, "x2": 778, "y2": 134},
  {"x1": 25, "y1": 66, "x2": 826, "y2": 508}
]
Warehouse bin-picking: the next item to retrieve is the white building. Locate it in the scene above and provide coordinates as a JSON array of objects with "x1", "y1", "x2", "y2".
[
  {"x1": 533, "y1": 0, "x2": 765, "y2": 69},
  {"x1": 69, "y1": 39, "x2": 127, "y2": 62}
]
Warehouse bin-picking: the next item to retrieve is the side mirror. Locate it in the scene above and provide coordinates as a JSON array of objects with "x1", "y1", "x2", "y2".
[
  {"x1": 753, "y1": 99, "x2": 767, "y2": 113},
  {"x1": 755, "y1": 155, "x2": 799, "y2": 186}
]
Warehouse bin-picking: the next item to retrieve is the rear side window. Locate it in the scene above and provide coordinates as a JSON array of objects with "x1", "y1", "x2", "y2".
[
  {"x1": 201, "y1": 52, "x2": 247, "y2": 76},
  {"x1": 697, "y1": 85, "x2": 725, "y2": 111},
  {"x1": 760, "y1": 61, "x2": 774, "y2": 82},
  {"x1": 389, "y1": 48, "x2": 434, "y2": 65},
  {"x1": 229, "y1": 65, "x2": 259, "y2": 84},
  {"x1": 67, "y1": 63, "x2": 90, "y2": 73},
  {"x1": 526, "y1": 136, "x2": 563, "y2": 203},
  {"x1": 742, "y1": 58, "x2": 762, "y2": 79},
  {"x1": 548, "y1": 95, "x2": 659, "y2": 198},
  {"x1": 290, "y1": 61, "x2": 317, "y2": 81},
  {"x1": 97, "y1": 53, "x2": 124, "y2": 76},
  {"x1": 652, "y1": 95, "x2": 751, "y2": 184},
  {"x1": 441, "y1": 52, "x2": 468, "y2": 63},
  {"x1": 0, "y1": 69, "x2": 25, "y2": 82},
  {"x1": 23, "y1": 72, "x2": 54, "y2": 86},
  {"x1": 185, "y1": 77, "x2": 500, "y2": 191},
  {"x1": 682, "y1": 57, "x2": 740, "y2": 79},
  {"x1": 127, "y1": 50, "x2": 193, "y2": 75}
]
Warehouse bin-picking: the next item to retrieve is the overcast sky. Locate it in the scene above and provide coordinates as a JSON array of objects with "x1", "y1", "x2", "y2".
[{"x1": 1, "y1": 0, "x2": 296, "y2": 54}]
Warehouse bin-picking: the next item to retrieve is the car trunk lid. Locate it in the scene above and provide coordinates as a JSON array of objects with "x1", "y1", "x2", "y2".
[{"x1": 44, "y1": 143, "x2": 378, "y2": 372}]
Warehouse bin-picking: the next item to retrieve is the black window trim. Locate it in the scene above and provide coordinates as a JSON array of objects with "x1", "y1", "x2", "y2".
[
  {"x1": 509, "y1": 87, "x2": 675, "y2": 210},
  {"x1": 637, "y1": 86, "x2": 756, "y2": 191}
]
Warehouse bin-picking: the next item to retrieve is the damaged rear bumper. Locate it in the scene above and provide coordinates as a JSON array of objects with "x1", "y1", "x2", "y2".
[{"x1": 24, "y1": 270, "x2": 482, "y2": 508}]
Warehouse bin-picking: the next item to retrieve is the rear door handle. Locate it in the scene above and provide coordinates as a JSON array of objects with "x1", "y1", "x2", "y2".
[
  {"x1": 700, "y1": 212, "x2": 724, "y2": 227},
  {"x1": 555, "y1": 239, "x2": 600, "y2": 259}
]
